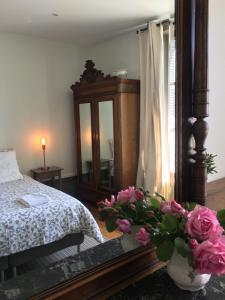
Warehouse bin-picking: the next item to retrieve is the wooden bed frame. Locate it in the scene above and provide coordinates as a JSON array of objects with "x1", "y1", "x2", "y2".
[{"x1": 0, "y1": 232, "x2": 84, "y2": 282}]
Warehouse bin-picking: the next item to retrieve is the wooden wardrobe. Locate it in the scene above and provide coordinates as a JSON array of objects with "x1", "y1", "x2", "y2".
[{"x1": 71, "y1": 60, "x2": 140, "y2": 202}]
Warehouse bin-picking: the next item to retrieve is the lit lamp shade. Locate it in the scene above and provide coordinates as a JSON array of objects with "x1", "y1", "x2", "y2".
[{"x1": 41, "y1": 137, "x2": 46, "y2": 146}]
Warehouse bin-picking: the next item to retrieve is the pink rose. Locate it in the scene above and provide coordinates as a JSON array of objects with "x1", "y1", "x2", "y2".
[
  {"x1": 130, "y1": 203, "x2": 136, "y2": 210},
  {"x1": 171, "y1": 200, "x2": 187, "y2": 217},
  {"x1": 193, "y1": 237, "x2": 225, "y2": 275},
  {"x1": 160, "y1": 200, "x2": 187, "y2": 217},
  {"x1": 135, "y1": 189, "x2": 144, "y2": 200},
  {"x1": 136, "y1": 228, "x2": 150, "y2": 246},
  {"x1": 188, "y1": 239, "x2": 199, "y2": 250},
  {"x1": 98, "y1": 195, "x2": 115, "y2": 210},
  {"x1": 160, "y1": 201, "x2": 173, "y2": 214},
  {"x1": 103, "y1": 195, "x2": 115, "y2": 207},
  {"x1": 186, "y1": 206, "x2": 223, "y2": 241},
  {"x1": 117, "y1": 187, "x2": 143, "y2": 203},
  {"x1": 116, "y1": 219, "x2": 131, "y2": 233}
]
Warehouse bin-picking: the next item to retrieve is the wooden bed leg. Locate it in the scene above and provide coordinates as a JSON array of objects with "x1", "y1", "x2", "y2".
[
  {"x1": 77, "y1": 245, "x2": 81, "y2": 253},
  {"x1": 1, "y1": 271, "x2": 4, "y2": 282},
  {"x1": 12, "y1": 267, "x2": 17, "y2": 277}
]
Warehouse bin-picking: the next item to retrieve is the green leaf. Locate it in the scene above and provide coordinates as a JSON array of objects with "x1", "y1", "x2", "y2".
[
  {"x1": 150, "y1": 197, "x2": 160, "y2": 209},
  {"x1": 205, "y1": 153, "x2": 217, "y2": 174},
  {"x1": 162, "y1": 214, "x2": 178, "y2": 233},
  {"x1": 178, "y1": 218, "x2": 185, "y2": 232},
  {"x1": 217, "y1": 209, "x2": 225, "y2": 230},
  {"x1": 188, "y1": 202, "x2": 197, "y2": 211},
  {"x1": 159, "y1": 223, "x2": 167, "y2": 233},
  {"x1": 151, "y1": 234, "x2": 164, "y2": 247},
  {"x1": 105, "y1": 217, "x2": 118, "y2": 232},
  {"x1": 99, "y1": 207, "x2": 114, "y2": 221},
  {"x1": 155, "y1": 192, "x2": 166, "y2": 201},
  {"x1": 183, "y1": 202, "x2": 196, "y2": 211},
  {"x1": 174, "y1": 237, "x2": 190, "y2": 258},
  {"x1": 156, "y1": 239, "x2": 174, "y2": 261}
]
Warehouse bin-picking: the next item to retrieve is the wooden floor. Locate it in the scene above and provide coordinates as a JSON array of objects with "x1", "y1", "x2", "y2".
[
  {"x1": 84, "y1": 202, "x2": 122, "y2": 240},
  {"x1": 207, "y1": 177, "x2": 225, "y2": 211}
]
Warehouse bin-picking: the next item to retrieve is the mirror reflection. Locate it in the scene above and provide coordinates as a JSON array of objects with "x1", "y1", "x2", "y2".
[
  {"x1": 0, "y1": 0, "x2": 181, "y2": 297},
  {"x1": 79, "y1": 103, "x2": 93, "y2": 183},
  {"x1": 99, "y1": 100, "x2": 114, "y2": 189}
]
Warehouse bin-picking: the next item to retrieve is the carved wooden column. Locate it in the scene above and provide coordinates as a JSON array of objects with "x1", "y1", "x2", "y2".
[
  {"x1": 175, "y1": 0, "x2": 193, "y2": 203},
  {"x1": 191, "y1": 0, "x2": 209, "y2": 205}
]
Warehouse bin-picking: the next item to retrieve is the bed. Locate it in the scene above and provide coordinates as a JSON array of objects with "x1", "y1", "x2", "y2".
[{"x1": 0, "y1": 175, "x2": 103, "y2": 280}]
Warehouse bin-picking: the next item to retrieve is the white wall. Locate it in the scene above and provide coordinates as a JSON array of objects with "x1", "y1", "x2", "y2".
[
  {"x1": 84, "y1": 31, "x2": 140, "y2": 79},
  {"x1": 207, "y1": 0, "x2": 225, "y2": 181},
  {"x1": 0, "y1": 32, "x2": 83, "y2": 177},
  {"x1": 0, "y1": 30, "x2": 139, "y2": 178},
  {"x1": 2, "y1": 19, "x2": 220, "y2": 183}
]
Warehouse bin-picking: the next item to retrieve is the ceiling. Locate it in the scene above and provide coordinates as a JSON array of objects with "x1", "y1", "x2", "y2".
[{"x1": 0, "y1": 0, "x2": 174, "y2": 46}]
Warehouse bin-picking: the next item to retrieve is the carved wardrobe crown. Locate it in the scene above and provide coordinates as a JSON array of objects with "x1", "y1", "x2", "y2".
[{"x1": 71, "y1": 60, "x2": 112, "y2": 91}]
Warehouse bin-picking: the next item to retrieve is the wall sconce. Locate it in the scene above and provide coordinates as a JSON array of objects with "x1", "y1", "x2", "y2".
[{"x1": 40, "y1": 137, "x2": 48, "y2": 170}]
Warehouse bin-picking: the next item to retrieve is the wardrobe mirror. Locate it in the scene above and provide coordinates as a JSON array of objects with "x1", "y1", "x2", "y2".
[
  {"x1": 79, "y1": 103, "x2": 93, "y2": 184},
  {"x1": 98, "y1": 100, "x2": 114, "y2": 189}
]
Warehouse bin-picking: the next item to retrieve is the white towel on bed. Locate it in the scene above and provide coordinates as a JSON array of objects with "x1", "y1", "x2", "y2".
[{"x1": 16, "y1": 193, "x2": 50, "y2": 208}]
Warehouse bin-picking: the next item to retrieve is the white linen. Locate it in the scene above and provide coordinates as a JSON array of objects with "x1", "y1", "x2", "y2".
[
  {"x1": 0, "y1": 176, "x2": 103, "y2": 257},
  {"x1": 16, "y1": 193, "x2": 50, "y2": 208},
  {"x1": 0, "y1": 150, "x2": 23, "y2": 184}
]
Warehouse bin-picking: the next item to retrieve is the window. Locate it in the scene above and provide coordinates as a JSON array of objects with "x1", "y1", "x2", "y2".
[{"x1": 168, "y1": 39, "x2": 176, "y2": 173}]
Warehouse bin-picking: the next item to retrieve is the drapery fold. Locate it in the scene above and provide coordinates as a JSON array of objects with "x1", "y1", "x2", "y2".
[{"x1": 136, "y1": 22, "x2": 174, "y2": 200}]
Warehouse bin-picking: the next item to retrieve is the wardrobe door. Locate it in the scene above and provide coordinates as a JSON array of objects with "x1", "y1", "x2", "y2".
[
  {"x1": 97, "y1": 99, "x2": 115, "y2": 191},
  {"x1": 78, "y1": 102, "x2": 95, "y2": 186}
]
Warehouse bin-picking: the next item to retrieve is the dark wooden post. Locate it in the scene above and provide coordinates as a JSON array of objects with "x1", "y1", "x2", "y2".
[
  {"x1": 191, "y1": 0, "x2": 209, "y2": 204},
  {"x1": 175, "y1": 0, "x2": 194, "y2": 203}
]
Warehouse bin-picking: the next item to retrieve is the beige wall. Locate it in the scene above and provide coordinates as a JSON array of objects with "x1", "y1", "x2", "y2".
[
  {"x1": 207, "y1": 0, "x2": 225, "y2": 182},
  {"x1": 0, "y1": 32, "x2": 83, "y2": 177},
  {"x1": 84, "y1": 31, "x2": 139, "y2": 79},
  {"x1": 0, "y1": 30, "x2": 139, "y2": 178},
  {"x1": 1, "y1": 10, "x2": 222, "y2": 183}
]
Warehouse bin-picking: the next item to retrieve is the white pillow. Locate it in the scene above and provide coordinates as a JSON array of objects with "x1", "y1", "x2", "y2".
[{"x1": 0, "y1": 150, "x2": 23, "y2": 183}]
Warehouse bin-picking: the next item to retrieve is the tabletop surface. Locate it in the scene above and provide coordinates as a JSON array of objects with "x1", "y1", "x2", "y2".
[
  {"x1": 110, "y1": 268, "x2": 225, "y2": 300},
  {"x1": 0, "y1": 238, "x2": 225, "y2": 300},
  {"x1": 31, "y1": 166, "x2": 62, "y2": 174}
]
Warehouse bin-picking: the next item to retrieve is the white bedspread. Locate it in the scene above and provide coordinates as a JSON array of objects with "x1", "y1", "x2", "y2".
[{"x1": 0, "y1": 176, "x2": 103, "y2": 257}]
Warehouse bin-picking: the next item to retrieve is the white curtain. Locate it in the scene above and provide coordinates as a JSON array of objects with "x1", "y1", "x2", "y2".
[{"x1": 136, "y1": 22, "x2": 174, "y2": 200}]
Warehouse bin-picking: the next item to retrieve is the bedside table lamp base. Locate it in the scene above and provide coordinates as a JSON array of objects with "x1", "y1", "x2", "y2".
[
  {"x1": 42, "y1": 144, "x2": 47, "y2": 170},
  {"x1": 40, "y1": 137, "x2": 48, "y2": 170}
]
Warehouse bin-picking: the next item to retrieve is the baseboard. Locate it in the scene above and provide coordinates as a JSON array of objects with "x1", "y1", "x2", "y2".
[
  {"x1": 61, "y1": 172, "x2": 76, "y2": 179},
  {"x1": 61, "y1": 175, "x2": 77, "y2": 183}
]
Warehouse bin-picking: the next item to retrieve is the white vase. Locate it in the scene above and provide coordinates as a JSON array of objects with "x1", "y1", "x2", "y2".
[
  {"x1": 121, "y1": 225, "x2": 141, "y2": 252},
  {"x1": 167, "y1": 250, "x2": 211, "y2": 291}
]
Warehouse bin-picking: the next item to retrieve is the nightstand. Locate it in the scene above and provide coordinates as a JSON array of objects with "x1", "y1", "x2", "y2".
[{"x1": 31, "y1": 166, "x2": 63, "y2": 190}]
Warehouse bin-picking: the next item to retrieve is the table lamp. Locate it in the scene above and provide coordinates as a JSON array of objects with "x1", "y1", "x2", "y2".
[{"x1": 40, "y1": 137, "x2": 48, "y2": 170}]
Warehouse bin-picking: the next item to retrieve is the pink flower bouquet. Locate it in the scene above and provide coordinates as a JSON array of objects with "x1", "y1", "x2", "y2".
[{"x1": 98, "y1": 187, "x2": 225, "y2": 276}]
